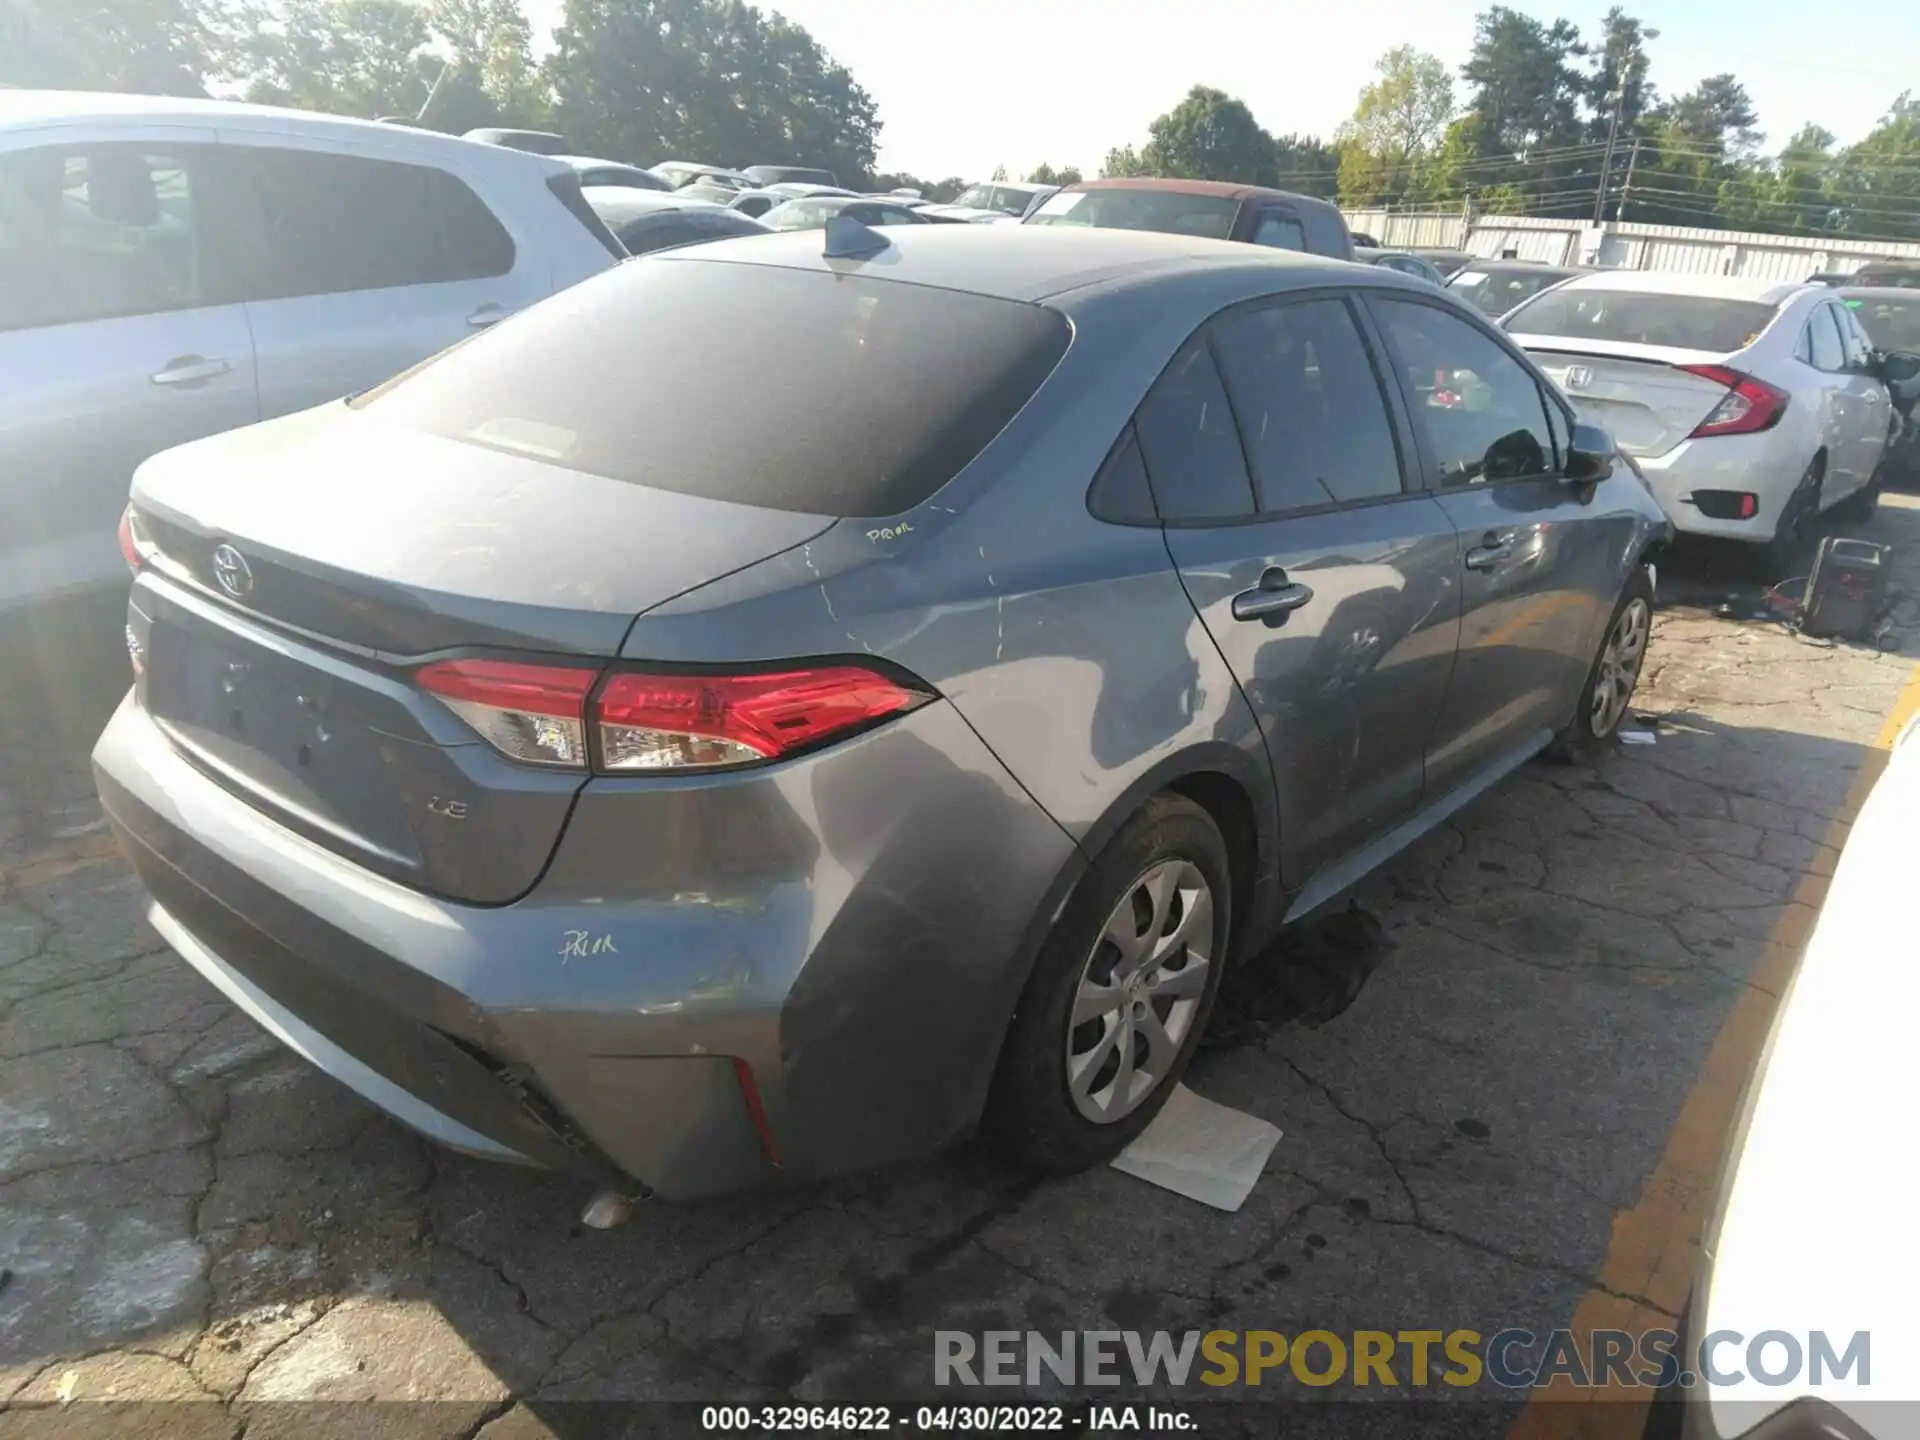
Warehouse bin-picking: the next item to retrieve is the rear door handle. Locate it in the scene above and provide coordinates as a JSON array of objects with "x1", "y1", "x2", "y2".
[
  {"x1": 150, "y1": 356, "x2": 233, "y2": 386},
  {"x1": 1464, "y1": 530, "x2": 1517, "y2": 571},
  {"x1": 467, "y1": 303, "x2": 508, "y2": 328},
  {"x1": 1231, "y1": 569, "x2": 1315, "y2": 623}
]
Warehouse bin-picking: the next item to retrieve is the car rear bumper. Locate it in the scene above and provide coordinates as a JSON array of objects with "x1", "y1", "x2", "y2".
[
  {"x1": 1633, "y1": 430, "x2": 1805, "y2": 542},
  {"x1": 94, "y1": 689, "x2": 1079, "y2": 1198}
]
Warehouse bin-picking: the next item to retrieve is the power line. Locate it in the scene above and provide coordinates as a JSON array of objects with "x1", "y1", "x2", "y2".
[
  {"x1": 1608, "y1": 194, "x2": 1920, "y2": 244},
  {"x1": 1628, "y1": 184, "x2": 1920, "y2": 224}
]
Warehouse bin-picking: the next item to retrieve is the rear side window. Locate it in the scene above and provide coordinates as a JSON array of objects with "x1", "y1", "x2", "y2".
[
  {"x1": 1133, "y1": 340, "x2": 1256, "y2": 520},
  {"x1": 1506, "y1": 288, "x2": 1777, "y2": 352},
  {"x1": 1210, "y1": 297, "x2": 1403, "y2": 512},
  {"x1": 1806, "y1": 307, "x2": 1845, "y2": 370},
  {"x1": 230, "y1": 148, "x2": 516, "y2": 300},
  {"x1": 1251, "y1": 214, "x2": 1307, "y2": 251},
  {"x1": 352, "y1": 259, "x2": 1070, "y2": 517},
  {"x1": 0, "y1": 144, "x2": 233, "y2": 330}
]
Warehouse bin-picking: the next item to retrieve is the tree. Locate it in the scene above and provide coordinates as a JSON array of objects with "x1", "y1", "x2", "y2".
[
  {"x1": 1586, "y1": 7, "x2": 1657, "y2": 140},
  {"x1": 241, "y1": 0, "x2": 435, "y2": 118},
  {"x1": 1, "y1": 0, "x2": 252, "y2": 94},
  {"x1": 1102, "y1": 145, "x2": 1147, "y2": 178},
  {"x1": 1770, "y1": 124, "x2": 1840, "y2": 234},
  {"x1": 1663, "y1": 73, "x2": 1762, "y2": 157},
  {"x1": 1272, "y1": 133, "x2": 1339, "y2": 198},
  {"x1": 1832, "y1": 93, "x2": 1920, "y2": 239},
  {"x1": 548, "y1": 0, "x2": 879, "y2": 178},
  {"x1": 1457, "y1": 6, "x2": 1590, "y2": 216},
  {"x1": 1461, "y1": 7, "x2": 1588, "y2": 156},
  {"x1": 1027, "y1": 162, "x2": 1082, "y2": 186},
  {"x1": 1336, "y1": 46, "x2": 1454, "y2": 207},
  {"x1": 426, "y1": 0, "x2": 550, "y2": 128},
  {"x1": 1117, "y1": 85, "x2": 1278, "y2": 186}
]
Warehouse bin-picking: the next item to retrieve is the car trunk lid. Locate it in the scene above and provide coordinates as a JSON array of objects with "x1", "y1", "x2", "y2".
[
  {"x1": 128, "y1": 404, "x2": 832, "y2": 903},
  {"x1": 1521, "y1": 340, "x2": 1735, "y2": 458}
]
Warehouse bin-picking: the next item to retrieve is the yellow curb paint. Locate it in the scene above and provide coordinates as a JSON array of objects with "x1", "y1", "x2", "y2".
[{"x1": 1509, "y1": 659, "x2": 1920, "y2": 1437}]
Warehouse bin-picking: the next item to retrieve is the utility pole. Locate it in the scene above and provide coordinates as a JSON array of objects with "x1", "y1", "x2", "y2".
[
  {"x1": 1592, "y1": 43, "x2": 1637, "y2": 224},
  {"x1": 1616, "y1": 138, "x2": 1642, "y2": 222},
  {"x1": 415, "y1": 58, "x2": 453, "y2": 126}
]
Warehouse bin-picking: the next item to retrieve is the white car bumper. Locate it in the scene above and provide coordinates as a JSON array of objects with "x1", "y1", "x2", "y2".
[{"x1": 1633, "y1": 428, "x2": 1808, "y2": 544}]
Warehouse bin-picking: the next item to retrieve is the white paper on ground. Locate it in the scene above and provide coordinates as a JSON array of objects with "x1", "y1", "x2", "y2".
[
  {"x1": 1619, "y1": 730, "x2": 1658, "y2": 746},
  {"x1": 1110, "y1": 1083, "x2": 1283, "y2": 1212}
]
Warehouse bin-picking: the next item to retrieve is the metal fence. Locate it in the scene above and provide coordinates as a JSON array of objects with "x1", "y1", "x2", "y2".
[{"x1": 1342, "y1": 208, "x2": 1920, "y2": 281}]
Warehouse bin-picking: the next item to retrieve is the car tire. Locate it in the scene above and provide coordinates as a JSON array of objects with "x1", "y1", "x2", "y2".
[
  {"x1": 986, "y1": 794, "x2": 1231, "y2": 1174},
  {"x1": 1543, "y1": 567, "x2": 1655, "y2": 763},
  {"x1": 1761, "y1": 457, "x2": 1823, "y2": 579},
  {"x1": 1832, "y1": 472, "x2": 1881, "y2": 524}
]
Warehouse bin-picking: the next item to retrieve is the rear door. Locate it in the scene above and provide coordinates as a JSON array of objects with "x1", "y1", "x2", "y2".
[
  {"x1": 1367, "y1": 294, "x2": 1624, "y2": 797},
  {"x1": 0, "y1": 132, "x2": 258, "y2": 609},
  {"x1": 219, "y1": 136, "x2": 547, "y2": 420},
  {"x1": 1832, "y1": 302, "x2": 1892, "y2": 493},
  {"x1": 1143, "y1": 292, "x2": 1461, "y2": 892},
  {"x1": 1801, "y1": 302, "x2": 1869, "y2": 501}
]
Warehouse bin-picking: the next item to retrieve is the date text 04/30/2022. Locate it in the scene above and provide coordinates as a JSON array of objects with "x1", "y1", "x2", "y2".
[{"x1": 700, "y1": 1405, "x2": 1196, "y2": 1432}]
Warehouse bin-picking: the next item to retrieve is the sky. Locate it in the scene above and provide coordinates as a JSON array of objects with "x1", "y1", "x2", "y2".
[{"x1": 521, "y1": 0, "x2": 1918, "y2": 179}]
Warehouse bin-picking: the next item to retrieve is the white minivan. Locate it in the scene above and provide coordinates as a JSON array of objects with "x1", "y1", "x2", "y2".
[{"x1": 0, "y1": 92, "x2": 623, "y2": 612}]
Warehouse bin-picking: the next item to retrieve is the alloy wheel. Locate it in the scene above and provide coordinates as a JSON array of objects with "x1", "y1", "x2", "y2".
[
  {"x1": 1065, "y1": 859, "x2": 1214, "y2": 1124},
  {"x1": 1590, "y1": 596, "x2": 1651, "y2": 738}
]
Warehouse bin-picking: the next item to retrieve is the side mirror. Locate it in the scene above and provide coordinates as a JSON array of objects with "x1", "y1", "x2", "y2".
[
  {"x1": 1875, "y1": 349, "x2": 1920, "y2": 384},
  {"x1": 1564, "y1": 421, "x2": 1616, "y2": 483}
]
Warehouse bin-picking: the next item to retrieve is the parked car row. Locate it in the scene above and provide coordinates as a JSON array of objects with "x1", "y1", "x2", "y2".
[{"x1": 38, "y1": 86, "x2": 1918, "y2": 1212}]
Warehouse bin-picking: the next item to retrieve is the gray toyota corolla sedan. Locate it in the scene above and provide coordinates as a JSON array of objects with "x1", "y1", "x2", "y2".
[{"x1": 95, "y1": 224, "x2": 1670, "y2": 1199}]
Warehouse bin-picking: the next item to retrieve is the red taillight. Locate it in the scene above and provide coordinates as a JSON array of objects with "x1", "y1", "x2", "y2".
[
  {"x1": 1679, "y1": 364, "x2": 1788, "y2": 438},
  {"x1": 118, "y1": 504, "x2": 154, "y2": 572},
  {"x1": 417, "y1": 659, "x2": 928, "y2": 773},
  {"x1": 594, "y1": 666, "x2": 928, "y2": 772},
  {"x1": 417, "y1": 659, "x2": 598, "y2": 767}
]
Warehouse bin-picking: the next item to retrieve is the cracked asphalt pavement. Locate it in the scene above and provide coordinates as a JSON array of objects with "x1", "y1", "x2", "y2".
[{"x1": 3, "y1": 499, "x2": 1919, "y2": 1438}]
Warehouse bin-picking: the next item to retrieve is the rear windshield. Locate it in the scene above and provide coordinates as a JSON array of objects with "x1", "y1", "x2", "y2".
[
  {"x1": 1450, "y1": 268, "x2": 1573, "y2": 318},
  {"x1": 1505, "y1": 289, "x2": 1778, "y2": 352},
  {"x1": 351, "y1": 258, "x2": 1070, "y2": 516},
  {"x1": 1026, "y1": 187, "x2": 1238, "y2": 240},
  {"x1": 1846, "y1": 294, "x2": 1920, "y2": 352},
  {"x1": 954, "y1": 184, "x2": 1036, "y2": 216}
]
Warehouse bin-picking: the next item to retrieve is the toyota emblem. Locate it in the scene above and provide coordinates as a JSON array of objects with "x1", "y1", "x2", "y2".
[{"x1": 211, "y1": 543, "x2": 254, "y2": 599}]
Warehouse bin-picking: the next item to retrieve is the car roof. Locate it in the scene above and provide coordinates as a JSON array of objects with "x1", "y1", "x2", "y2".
[
  {"x1": 650, "y1": 223, "x2": 1373, "y2": 303},
  {"x1": 558, "y1": 155, "x2": 645, "y2": 171},
  {"x1": 1839, "y1": 286, "x2": 1920, "y2": 300},
  {"x1": 0, "y1": 90, "x2": 557, "y2": 169},
  {"x1": 1549, "y1": 270, "x2": 1805, "y2": 304},
  {"x1": 1065, "y1": 176, "x2": 1338, "y2": 211}
]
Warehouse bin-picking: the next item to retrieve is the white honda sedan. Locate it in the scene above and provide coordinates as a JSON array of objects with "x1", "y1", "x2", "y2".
[{"x1": 1505, "y1": 274, "x2": 1894, "y2": 568}]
